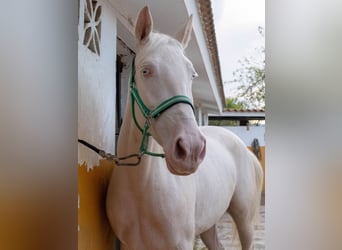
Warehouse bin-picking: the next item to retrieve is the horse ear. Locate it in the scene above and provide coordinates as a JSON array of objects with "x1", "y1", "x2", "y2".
[
  {"x1": 135, "y1": 6, "x2": 153, "y2": 44},
  {"x1": 175, "y1": 15, "x2": 193, "y2": 49}
]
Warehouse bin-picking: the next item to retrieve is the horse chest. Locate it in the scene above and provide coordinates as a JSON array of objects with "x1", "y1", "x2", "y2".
[
  {"x1": 108, "y1": 170, "x2": 195, "y2": 246},
  {"x1": 119, "y1": 176, "x2": 192, "y2": 220}
]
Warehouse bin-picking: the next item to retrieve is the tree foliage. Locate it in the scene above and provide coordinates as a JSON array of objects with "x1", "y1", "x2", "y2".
[
  {"x1": 230, "y1": 27, "x2": 265, "y2": 109},
  {"x1": 225, "y1": 97, "x2": 245, "y2": 109},
  {"x1": 208, "y1": 98, "x2": 244, "y2": 126}
]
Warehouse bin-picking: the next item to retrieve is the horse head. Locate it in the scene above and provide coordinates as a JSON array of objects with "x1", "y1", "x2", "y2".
[{"x1": 133, "y1": 6, "x2": 206, "y2": 175}]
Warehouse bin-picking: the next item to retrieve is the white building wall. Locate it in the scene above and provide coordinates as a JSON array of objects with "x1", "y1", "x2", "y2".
[
  {"x1": 195, "y1": 106, "x2": 203, "y2": 125},
  {"x1": 224, "y1": 126, "x2": 265, "y2": 147},
  {"x1": 78, "y1": 0, "x2": 117, "y2": 168},
  {"x1": 202, "y1": 112, "x2": 208, "y2": 126},
  {"x1": 195, "y1": 106, "x2": 210, "y2": 126}
]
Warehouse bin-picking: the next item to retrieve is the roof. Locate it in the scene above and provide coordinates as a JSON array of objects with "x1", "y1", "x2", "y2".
[
  {"x1": 223, "y1": 108, "x2": 265, "y2": 113},
  {"x1": 196, "y1": 0, "x2": 225, "y2": 110},
  {"x1": 209, "y1": 109, "x2": 265, "y2": 120}
]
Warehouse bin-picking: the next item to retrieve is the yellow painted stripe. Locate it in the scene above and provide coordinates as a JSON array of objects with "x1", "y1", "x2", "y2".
[
  {"x1": 78, "y1": 160, "x2": 116, "y2": 250},
  {"x1": 248, "y1": 146, "x2": 266, "y2": 193}
]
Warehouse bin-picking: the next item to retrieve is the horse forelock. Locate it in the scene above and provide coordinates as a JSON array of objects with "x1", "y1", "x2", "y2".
[{"x1": 137, "y1": 32, "x2": 183, "y2": 61}]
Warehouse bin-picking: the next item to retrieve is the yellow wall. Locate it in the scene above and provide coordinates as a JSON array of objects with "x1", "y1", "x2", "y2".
[
  {"x1": 78, "y1": 160, "x2": 116, "y2": 250},
  {"x1": 248, "y1": 146, "x2": 266, "y2": 194}
]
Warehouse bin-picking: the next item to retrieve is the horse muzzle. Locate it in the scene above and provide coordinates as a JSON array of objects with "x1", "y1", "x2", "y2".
[{"x1": 165, "y1": 132, "x2": 206, "y2": 175}]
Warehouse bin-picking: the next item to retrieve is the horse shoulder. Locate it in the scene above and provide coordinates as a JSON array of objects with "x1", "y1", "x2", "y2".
[{"x1": 193, "y1": 126, "x2": 242, "y2": 233}]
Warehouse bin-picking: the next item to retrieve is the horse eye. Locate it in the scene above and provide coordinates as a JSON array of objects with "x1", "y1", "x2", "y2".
[
  {"x1": 142, "y1": 68, "x2": 152, "y2": 77},
  {"x1": 192, "y1": 72, "x2": 198, "y2": 79}
]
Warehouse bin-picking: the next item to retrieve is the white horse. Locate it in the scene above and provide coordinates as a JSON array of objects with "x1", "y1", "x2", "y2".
[{"x1": 106, "y1": 6, "x2": 263, "y2": 250}]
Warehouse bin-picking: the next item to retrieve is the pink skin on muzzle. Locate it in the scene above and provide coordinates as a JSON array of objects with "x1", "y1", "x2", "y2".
[{"x1": 164, "y1": 130, "x2": 206, "y2": 176}]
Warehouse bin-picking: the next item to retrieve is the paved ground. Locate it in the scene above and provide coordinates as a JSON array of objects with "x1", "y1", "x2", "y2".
[{"x1": 194, "y1": 204, "x2": 265, "y2": 250}]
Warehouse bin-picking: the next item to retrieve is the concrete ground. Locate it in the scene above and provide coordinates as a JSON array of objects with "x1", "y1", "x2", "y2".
[{"x1": 194, "y1": 200, "x2": 265, "y2": 250}]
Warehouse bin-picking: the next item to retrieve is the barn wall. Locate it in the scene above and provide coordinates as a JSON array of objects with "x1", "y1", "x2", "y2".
[
  {"x1": 116, "y1": 38, "x2": 135, "y2": 125},
  {"x1": 224, "y1": 125, "x2": 265, "y2": 146},
  {"x1": 78, "y1": 0, "x2": 118, "y2": 249},
  {"x1": 247, "y1": 146, "x2": 266, "y2": 193},
  {"x1": 78, "y1": 161, "x2": 115, "y2": 250},
  {"x1": 225, "y1": 126, "x2": 266, "y2": 193},
  {"x1": 78, "y1": 0, "x2": 117, "y2": 168}
]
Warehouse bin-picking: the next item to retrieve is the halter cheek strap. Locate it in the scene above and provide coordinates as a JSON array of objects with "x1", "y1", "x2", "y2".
[{"x1": 129, "y1": 57, "x2": 195, "y2": 157}]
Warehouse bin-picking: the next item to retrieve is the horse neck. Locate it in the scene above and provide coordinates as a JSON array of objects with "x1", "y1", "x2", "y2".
[
  {"x1": 117, "y1": 95, "x2": 168, "y2": 179},
  {"x1": 117, "y1": 98, "x2": 142, "y2": 157},
  {"x1": 117, "y1": 98, "x2": 165, "y2": 185}
]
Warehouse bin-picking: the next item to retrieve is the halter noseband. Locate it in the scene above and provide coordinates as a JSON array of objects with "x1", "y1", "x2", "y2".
[{"x1": 129, "y1": 57, "x2": 195, "y2": 157}]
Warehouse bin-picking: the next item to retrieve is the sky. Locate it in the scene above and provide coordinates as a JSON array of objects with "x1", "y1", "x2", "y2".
[{"x1": 211, "y1": 0, "x2": 265, "y2": 98}]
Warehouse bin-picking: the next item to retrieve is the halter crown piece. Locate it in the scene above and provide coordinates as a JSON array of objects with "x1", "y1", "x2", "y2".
[{"x1": 129, "y1": 57, "x2": 195, "y2": 157}]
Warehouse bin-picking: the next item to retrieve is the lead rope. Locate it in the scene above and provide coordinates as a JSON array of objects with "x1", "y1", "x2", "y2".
[{"x1": 78, "y1": 139, "x2": 143, "y2": 166}]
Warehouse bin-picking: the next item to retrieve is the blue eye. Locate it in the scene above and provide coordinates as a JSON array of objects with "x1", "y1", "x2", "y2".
[
  {"x1": 142, "y1": 68, "x2": 151, "y2": 77},
  {"x1": 192, "y1": 72, "x2": 198, "y2": 79}
]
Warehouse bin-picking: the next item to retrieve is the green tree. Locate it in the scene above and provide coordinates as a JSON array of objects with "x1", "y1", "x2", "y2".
[
  {"x1": 230, "y1": 27, "x2": 265, "y2": 109},
  {"x1": 208, "y1": 98, "x2": 243, "y2": 126},
  {"x1": 225, "y1": 97, "x2": 246, "y2": 109}
]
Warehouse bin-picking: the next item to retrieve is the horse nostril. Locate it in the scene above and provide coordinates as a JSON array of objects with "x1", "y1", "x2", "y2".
[{"x1": 174, "y1": 138, "x2": 188, "y2": 160}]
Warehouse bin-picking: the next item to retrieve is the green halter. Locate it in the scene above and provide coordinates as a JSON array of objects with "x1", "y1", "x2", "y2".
[{"x1": 129, "y1": 57, "x2": 195, "y2": 158}]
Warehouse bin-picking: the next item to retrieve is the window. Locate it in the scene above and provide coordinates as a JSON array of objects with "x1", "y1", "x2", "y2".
[{"x1": 83, "y1": 0, "x2": 102, "y2": 55}]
